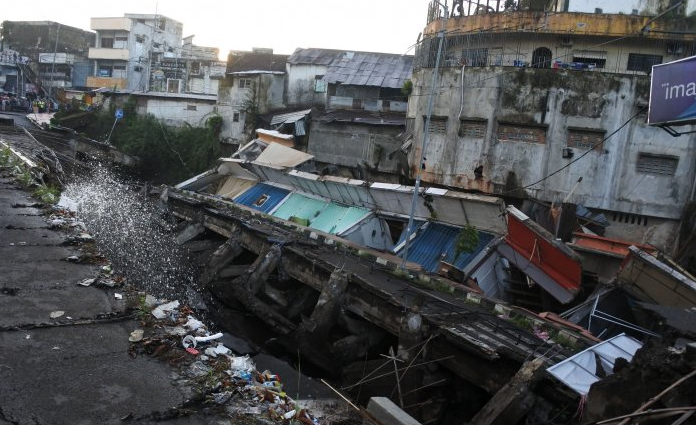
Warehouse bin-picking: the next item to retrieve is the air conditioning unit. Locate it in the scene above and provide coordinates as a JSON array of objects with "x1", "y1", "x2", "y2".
[{"x1": 560, "y1": 36, "x2": 573, "y2": 47}]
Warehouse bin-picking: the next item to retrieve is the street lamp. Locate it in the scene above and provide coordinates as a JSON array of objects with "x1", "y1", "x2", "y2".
[{"x1": 401, "y1": 0, "x2": 449, "y2": 269}]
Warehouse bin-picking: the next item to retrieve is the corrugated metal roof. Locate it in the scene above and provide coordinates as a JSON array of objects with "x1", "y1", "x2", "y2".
[
  {"x1": 270, "y1": 109, "x2": 312, "y2": 126},
  {"x1": 319, "y1": 110, "x2": 406, "y2": 126},
  {"x1": 397, "y1": 222, "x2": 495, "y2": 273},
  {"x1": 215, "y1": 176, "x2": 256, "y2": 199},
  {"x1": 287, "y1": 48, "x2": 343, "y2": 65},
  {"x1": 323, "y1": 52, "x2": 413, "y2": 89},
  {"x1": 271, "y1": 193, "x2": 370, "y2": 235},
  {"x1": 227, "y1": 53, "x2": 288, "y2": 73},
  {"x1": 234, "y1": 183, "x2": 290, "y2": 214}
]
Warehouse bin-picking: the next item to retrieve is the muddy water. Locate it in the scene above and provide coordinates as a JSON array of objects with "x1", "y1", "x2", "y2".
[{"x1": 59, "y1": 165, "x2": 335, "y2": 399}]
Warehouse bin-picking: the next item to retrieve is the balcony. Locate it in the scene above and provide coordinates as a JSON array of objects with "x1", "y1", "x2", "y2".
[
  {"x1": 88, "y1": 48, "x2": 129, "y2": 61},
  {"x1": 91, "y1": 17, "x2": 131, "y2": 31},
  {"x1": 86, "y1": 76, "x2": 127, "y2": 89}
]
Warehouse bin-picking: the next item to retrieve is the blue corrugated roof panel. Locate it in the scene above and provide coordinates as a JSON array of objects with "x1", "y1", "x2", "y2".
[
  {"x1": 398, "y1": 222, "x2": 494, "y2": 273},
  {"x1": 271, "y1": 193, "x2": 370, "y2": 235},
  {"x1": 234, "y1": 183, "x2": 290, "y2": 214}
]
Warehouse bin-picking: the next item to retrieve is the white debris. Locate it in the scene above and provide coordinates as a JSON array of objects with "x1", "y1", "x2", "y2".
[
  {"x1": 49, "y1": 310, "x2": 65, "y2": 319},
  {"x1": 151, "y1": 300, "x2": 180, "y2": 319},
  {"x1": 77, "y1": 278, "x2": 96, "y2": 287}
]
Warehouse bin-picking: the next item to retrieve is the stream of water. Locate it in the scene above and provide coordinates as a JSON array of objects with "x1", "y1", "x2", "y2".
[{"x1": 58, "y1": 164, "x2": 335, "y2": 399}]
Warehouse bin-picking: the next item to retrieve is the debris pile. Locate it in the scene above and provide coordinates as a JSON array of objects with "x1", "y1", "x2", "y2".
[{"x1": 128, "y1": 296, "x2": 326, "y2": 424}]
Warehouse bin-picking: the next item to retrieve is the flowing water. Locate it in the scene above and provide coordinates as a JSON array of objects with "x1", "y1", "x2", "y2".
[
  {"x1": 59, "y1": 164, "x2": 197, "y2": 302},
  {"x1": 58, "y1": 164, "x2": 335, "y2": 399}
]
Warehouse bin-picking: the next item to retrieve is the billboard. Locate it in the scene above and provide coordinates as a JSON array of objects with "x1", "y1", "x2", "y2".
[{"x1": 648, "y1": 55, "x2": 696, "y2": 126}]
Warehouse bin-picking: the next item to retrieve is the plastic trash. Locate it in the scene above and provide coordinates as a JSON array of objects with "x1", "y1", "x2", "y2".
[
  {"x1": 129, "y1": 329, "x2": 144, "y2": 342},
  {"x1": 182, "y1": 335, "x2": 197, "y2": 349},
  {"x1": 194, "y1": 332, "x2": 223, "y2": 343},
  {"x1": 49, "y1": 310, "x2": 65, "y2": 319},
  {"x1": 184, "y1": 316, "x2": 204, "y2": 331},
  {"x1": 66, "y1": 255, "x2": 80, "y2": 262},
  {"x1": 229, "y1": 354, "x2": 255, "y2": 372},
  {"x1": 204, "y1": 344, "x2": 231, "y2": 358},
  {"x1": 77, "y1": 278, "x2": 95, "y2": 287},
  {"x1": 186, "y1": 347, "x2": 200, "y2": 355},
  {"x1": 114, "y1": 293, "x2": 123, "y2": 300},
  {"x1": 284, "y1": 410, "x2": 296, "y2": 420},
  {"x1": 151, "y1": 300, "x2": 180, "y2": 319}
]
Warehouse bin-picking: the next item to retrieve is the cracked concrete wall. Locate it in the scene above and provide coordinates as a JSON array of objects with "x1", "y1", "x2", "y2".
[{"x1": 408, "y1": 66, "x2": 696, "y2": 246}]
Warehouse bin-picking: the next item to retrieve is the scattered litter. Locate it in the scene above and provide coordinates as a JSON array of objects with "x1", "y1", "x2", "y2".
[
  {"x1": 49, "y1": 218, "x2": 66, "y2": 228},
  {"x1": 129, "y1": 329, "x2": 144, "y2": 342},
  {"x1": 52, "y1": 346, "x2": 60, "y2": 350},
  {"x1": 9, "y1": 243, "x2": 14, "y2": 246},
  {"x1": 187, "y1": 361, "x2": 210, "y2": 377},
  {"x1": 204, "y1": 345, "x2": 231, "y2": 358},
  {"x1": 18, "y1": 241, "x2": 26, "y2": 246},
  {"x1": 182, "y1": 335, "x2": 197, "y2": 349},
  {"x1": 229, "y1": 355, "x2": 255, "y2": 373},
  {"x1": 163, "y1": 326, "x2": 188, "y2": 336},
  {"x1": 77, "y1": 278, "x2": 96, "y2": 287},
  {"x1": 101, "y1": 264, "x2": 113, "y2": 275},
  {"x1": 194, "y1": 332, "x2": 223, "y2": 343},
  {"x1": 184, "y1": 316, "x2": 204, "y2": 331},
  {"x1": 284, "y1": 410, "x2": 297, "y2": 420},
  {"x1": 49, "y1": 310, "x2": 65, "y2": 319},
  {"x1": 25, "y1": 335, "x2": 30, "y2": 340},
  {"x1": 144, "y1": 294, "x2": 159, "y2": 307},
  {"x1": 114, "y1": 293, "x2": 123, "y2": 300},
  {"x1": 151, "y1": 300, "x2": 180, "y2": 319},
  {"x1": 65, "y1": 255, "x2": 80, "y2": 263},
  {"x1": 98, "y1": 278, "x2": 117, "y2": 288},
  {"x1": 186, "y1": 347, "x2": 200, "y2": 356}
]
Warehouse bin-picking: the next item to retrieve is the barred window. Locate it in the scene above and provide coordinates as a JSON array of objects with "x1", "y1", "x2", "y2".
[
  {"x1": 459, "y1": 119, "x2": 486, "y2": 138},
  {"x1": 567, "y1": 128, "x2": 605, "y2": 150},
  {"x1": 497, "y1": 123, "x2": 546, "y2": 144},
  {"x1": 427, "y1": 117, "x2": 447, "y2": 134},
  {"x1": 627, "y1": 53, "x2": 662, "y2": 72},
  {"x1": 636, "y1": 153, "x2": 678, "y2": 175}
]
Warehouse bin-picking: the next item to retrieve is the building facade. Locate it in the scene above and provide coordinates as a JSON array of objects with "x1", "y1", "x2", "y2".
[
  {"x1": 87, "y1": 14, "x2": 183, "y2": 91},
  {"x1": 409, "y1": 0, "x2": 696, "y2": 250}
]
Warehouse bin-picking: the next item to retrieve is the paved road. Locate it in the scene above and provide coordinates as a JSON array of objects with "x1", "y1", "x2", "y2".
[{"x1": 0, "y1": 154, "x2": 223, "y2": 424}]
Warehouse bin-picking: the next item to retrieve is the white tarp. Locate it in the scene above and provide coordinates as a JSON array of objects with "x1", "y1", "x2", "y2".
[{"x1": 546, "y1": 334, "x2": 643, "y2": 395}]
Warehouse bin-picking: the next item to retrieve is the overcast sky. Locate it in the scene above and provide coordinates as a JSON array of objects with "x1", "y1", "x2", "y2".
[{"x1": 3, "y1": 0, "x2": 428, "y2": 58}]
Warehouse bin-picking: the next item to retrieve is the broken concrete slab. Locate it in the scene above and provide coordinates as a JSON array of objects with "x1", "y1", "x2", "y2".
[{"x1": 365, "y1": 397, "x2": 421, "y2": 425}]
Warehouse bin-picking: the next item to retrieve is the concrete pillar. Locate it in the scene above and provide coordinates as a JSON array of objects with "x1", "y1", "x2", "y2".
[{"x1": 200, "y1": 230, "x2": 243, "y2": 287}]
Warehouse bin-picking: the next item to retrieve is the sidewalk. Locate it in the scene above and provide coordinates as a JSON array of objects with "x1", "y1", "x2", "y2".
[{"x1": 0, "y1": 152, "x2": 220, "y2": 424}]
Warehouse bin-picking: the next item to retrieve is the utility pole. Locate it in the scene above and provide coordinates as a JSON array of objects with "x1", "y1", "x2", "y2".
[
  {"x1": 48, "y1": 22, "x2": 61, "y2": 100},
  {"x1": 401, "y1": 0, "x2": 448, "y2": 269}
]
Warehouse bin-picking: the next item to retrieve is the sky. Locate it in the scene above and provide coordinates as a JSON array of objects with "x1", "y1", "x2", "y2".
[{"x1": 2, "y1": 0, "x2": 429, "y2": 58}]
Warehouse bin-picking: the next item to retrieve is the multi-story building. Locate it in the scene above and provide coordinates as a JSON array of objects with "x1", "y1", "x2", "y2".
[
  {"x1": 0, "y1": 20, "x2": 94, "y2": 93},
  {"x1": 408, "y1": 0, "x2": 696, "y2": 251},
  {"x1": 87, "y1": 14, "x2": 183, "y2": 91}
]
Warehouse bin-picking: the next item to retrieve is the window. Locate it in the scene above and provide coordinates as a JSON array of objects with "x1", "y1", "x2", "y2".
[
  {"x1": 572, "y1": 56, "x2": 606, "y2": 69},
  {"x1": 573, "y1": 51, "x2": 606, "y2": 69},
  {"x1": 497, "y1": 123, "x2": 546, "y2": 144},
  {"x1": 114, "y1": 36, "x2": 129, "y2": 49},
  {"x1": 238, "y1": 78, "x2": 253, "y2": 89},
  {"x1": 167, "y1": 78, "x2": 181, "y2": 93},
  {"x1": 426, "y1": 117, "x2": 447, "y2": 134},
  {"x1": 253, "y1": 194, "x2": 269, "y2": 207},
  {"x1": 314, "y1": 75, "x2": 326, "y2": 92},
  {"x1": 232, "y1": 111, "x2": 240, "y2": 122},
  {"x1": 462, "y1": 48, "x2": 488, "y2": 67},
  {"x1": 627, "y1": 53, "x2": 662, "y2": 72},
  {"x1": 636, "y1": 153, "x2": 678, "y2": 175},
  {"x1": 186, "y1": 104, "x2": 197, "y2": 111},
  {"x1": 459, "y1": 119, "x2": 487, "y2": 138},
  {"x1": 101, "y1": 37, "x2": 114, "y2": 48},
  {"x1": 567, "y1": 128, "x2": 605, "y2": 150},
  {"x1": 98, "y1": 67, "x2": 112, "y2": 77},
  {"x1": 190, "y1": 61, "x2": 201, "y2": 75}
]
